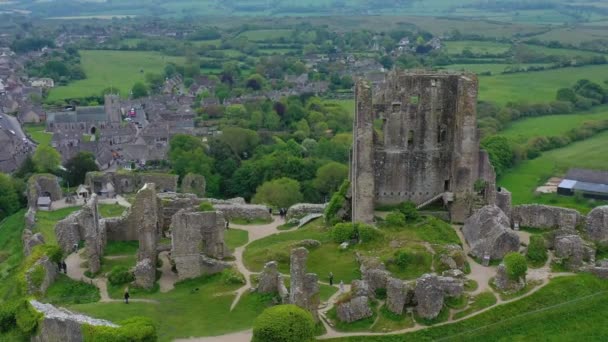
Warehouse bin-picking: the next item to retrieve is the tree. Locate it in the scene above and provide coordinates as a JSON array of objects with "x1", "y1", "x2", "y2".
[
  {"x1": 313, "y1": 162, "x2": 348, "y2": 197},
  {"x1": 246, "y1": 74, "x2": 266, "y2": 91},
  {"x1": 556, "y1": 88, "x2": 576, "y2": 103},
  {"x1": 64, "y1": 152, "x2": 99, "y2": 186},
  {"x1": 0, "y1": 173, "x2": 20, "y2": 220},
  {"x1": 168, "y1": 135, "x2": 217, "y2": 195},
  {"x1": 504, "y1": 252, "x2": 527, "y2": 281},
  {"x1": 481, "y1": 136, "x2": 514, "y2": 178},
  {"x1": 131, "y1": 82, "x2": 148, "y2": 99},
  {"x1": 33, "y1": 145, "x2": 61, "y2": 173},
  {"x1": 526, "y1": 235, "x2": 548, "y2": 266},
  {"x1": 219, "y1": 127, "x2": 260, "y2": 158},
  {"x1": 252, "y1": 177, "x2": 303, "y2": 208},
  {"x1": 252, "y1": 305, "x2": 314, "y2": 342}
]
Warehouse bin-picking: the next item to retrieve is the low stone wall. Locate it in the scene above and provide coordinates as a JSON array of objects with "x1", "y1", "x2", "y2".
[
  {"x1": 30, "y1": 300, "x2": 118, "y2": 342},
  {"x1": 214, "y1": 203, "x2": 272, "y2": 222},
  {"x1": 286, "y1": 203, "x2": 327, "y2": 220},
  {"x1": 512, "y1": 204, "x2": 584, "y2": 230},
  {"x1": 86, "y1": 171, "x2": 178, "y2": 195},
  {"x1": 27, "y1": 174, "x2": 63, "y2": 208}
]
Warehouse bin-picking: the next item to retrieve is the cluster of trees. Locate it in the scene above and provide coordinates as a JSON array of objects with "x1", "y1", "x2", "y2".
[
  {"x1": 10, "y1": 37, "x2": 54, "y2": 53},
  {"x1": 26, "y1": 47, "x2": 85, "y2": 85}
]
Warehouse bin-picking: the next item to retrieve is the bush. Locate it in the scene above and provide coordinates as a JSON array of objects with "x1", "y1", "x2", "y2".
[
  {"x1": 330, "y1": 223, "x2": 357, "y2": 243},
  {"x1": 198, "y1": 201, "x2": 214, "y2": 211},
  {"x1": 252, "y1": 305, "x2": 315, "y2": 342},
  {"x1": 385, "y1": 211, "x2": 405, "y2": 226},
  {"x1": 15, "y1": 300, "x2": 42, "y2": 336},
  {"x1": 399, "y1": 201, "x2": 420, "y2": 222},
  {"x1": 0, "y1": 301, "x2": 18, "y2": 332},
  {"x1": 221, "y1": 269, "x2": 246, "y2": 285},
  {"x1": 526, "y1": 235, "x2": 548, "y2": 265},
  {"x1": 504, "y1": 252, "x2": 527, "y2": 281},
  {"x1": 325, "y1": 180, "x2": 349, "y2": 225},
  {"x1": 358, "y1": 224, "x2": 383, "y2": 243},
  {"x1": 83, "y1": 317, "x2": 156, "y2": 342},
  {"x1": 107, "y1": 266, "x2": 134, "y2": 286}
]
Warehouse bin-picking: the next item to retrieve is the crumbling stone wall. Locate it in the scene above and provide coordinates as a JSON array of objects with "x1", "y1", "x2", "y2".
[
  {"x1": 586, "y1": 206, "x2": 608, "y2": 243},
  {"x1": 30, "y1": 300, "x2": 118, "y2": 342},
  {"x1": 86, "y1": 171, "x2": 178, "y2": 195},
  {"x1": 214, "y1": 203, "x2": 272, "y2": 222},
  {"x1": 286, "y1": 203, "x2": 327, "y2": 220},
  {"x1": 133, "y1": 183, "x2": 161, "y2": 289},
  {"x1": 351, "y1": 70, "x2": 496, "y2": 223},
  {"x1": 171, "y1": 209, "x2": 231, "y2": 280},
  {"x1": 27, "y1": 174, "x2": 63, "y2": 208},
  {"x1": 289, "y1": 247, "x2": 320, "y2": 321},
  {"x1": 22, "y1": 229, "x2": 45, "y2": 256},
  {"x1": 181, "y1": 173, "x2": 206, "y2": 197},
  {"x1": 25, "y1": 256, "x2": 58, "y2": 295},
  {"x1": 158, "y1": 193, "x2": 202, "y2": 230},
  {"x1": 54, "y1": 194, "x2": 105, "y2": 274},
  {"x1": 512, "y1": 204, "x2": 584, "y2": 230},
  {"x1": 462, "y1": 205, "x2": 519, "y2": 260},
  {"x1": 496, "y1": 187, "x2": 512, "y2": 222}
]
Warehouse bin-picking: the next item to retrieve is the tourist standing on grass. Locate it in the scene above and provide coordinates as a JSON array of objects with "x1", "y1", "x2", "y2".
[
  {"x1": 329, "y1": 272, "x2": 334, "y2": 286},
  {"x1": 124, "y1": 288, "x2": 130, "y2": 304}
]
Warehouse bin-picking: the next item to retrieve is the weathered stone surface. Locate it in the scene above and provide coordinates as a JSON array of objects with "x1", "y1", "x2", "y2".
[
  {"x1": 442, "y1": 269, "x2": 465, "y2": 278},
  {"x1": 512, "y1": 205, "x2": 583, "y2": 230},
  {"x1": 438, "y1": 244, "x2": 466, "y2": 271},
  {"x1": 363, "y1": 268, "x2": 390, "y2": 294},
  {"x1": 257, "y1": 261, "x2": 282, "y2": 294},
  {"x1": 336, "y1": 296, "x2": 373, "y2": 323},
  {"x1": 214, "y1": 203, "x2": 272, "y2": 222},
  {"x1": 289, "y1": 248, "x2": 320, "y2": 321},
  {"x1": 86, "y1": 171, "x2": 178, "y2": 195},
  {"x1": 351, "y1": 280, "x2": 372, "y2": 298},
  {"x1": 586, "y1": 206, "x2": 608, "y2": 243},
  {"x1": 200, "y1": 255, "x2": 231, "y2": 275},
  {"x1": 55, "y1": 194, "x2": 105, "y2": 274},
  {"x1": 357, "y1": 254, "x2": 386, "y2": 273},
  {"x1": 182, "y1": 173, "x2": 206, "y2": 197},
  {"x1": 134, "y1": 258, "x2": 156, "y2": 289},
  {"x1": 291, "y1": 239, "x2": 321, "y2": 249},
  {"x1": 286, "y1": 203, "x2": 327, "y2": 220},
  {"x1": 25, "y1": 207, "x2": 37, "y2": 230},
  {"x1": 415, "y1": 274, "x2": 444, "y2": 319},
  {"x1": 463, "y1": 205, "x2": 520, "y2": 260},
  {"x1": 351, "y1": 71, "x2": 496, "y2": 224},
  {"x1": 437, "y1": 276, "x2": 464, "y2": 297},
  {"x1": 171, "y1": 209, "x2": 230, "y2": 280},
  {"x1": 496, "y1": 187, "x2": 512, "y2": 222},
  {"x1": 591, "y1": 266, "x2": 608, "y2": 279},
  {"x1": 31, "y1": 300, "x2": 117, "y2": 342},
  {"x1": 26, "y1": 256, "x2": 58, "y2": 295},
  {"x1": 27, "y1": 174, "x2": 63, "y2": 208},
  {"x1": 297, "y1": 213, "x2": 324, "y2": 228},
  {"x1": 386, "y1": 277, "x2": 413, "y2": 315},
  {"x1": 554, "y1": 234, "x2": 595, "y2": 271},
  {"x1": 134, "y1": 184, "x2": 160, "y2": 265},
  {"x1": 494, "y1": 264, "x2": 525, "y2": 292},
  {"x1": 22, "y1": 230, "x2": 45, "y2": 256}
]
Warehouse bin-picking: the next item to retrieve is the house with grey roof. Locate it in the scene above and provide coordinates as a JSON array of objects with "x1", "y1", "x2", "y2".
[{"x1": 558, "y1": 168, "x2": 608, "y2": 200}]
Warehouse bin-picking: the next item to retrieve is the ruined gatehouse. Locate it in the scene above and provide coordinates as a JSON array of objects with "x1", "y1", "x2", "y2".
[{"x1": 351, "y1": 70, "x2": 496, "y2": 223}]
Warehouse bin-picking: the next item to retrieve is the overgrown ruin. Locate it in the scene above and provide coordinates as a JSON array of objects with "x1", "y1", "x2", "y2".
[{"x1": 351, "y1": 70, "x2": 496, "y2": 223}]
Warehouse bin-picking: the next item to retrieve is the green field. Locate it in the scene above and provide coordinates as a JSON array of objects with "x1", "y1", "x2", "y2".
[
  {"x1": 443, "y1": 63, "x2": 549, "y2": 75},
  {"x1": 499, "y1": 105, "x2": 608, "y2": 143},
  {"x1": 24, "y1": 124, "x2": 52, "y2": 147},
  {"x1": 477, "y1": 64, "x2": 608, "y2": 104},
  {"x1": 499, "y1": 130, "x2": 608, "y2": 211},
  {"x1": 444, "y1": 40, "x2": 512, "y2": 55},
  {"x1": 522, "y1": 44, "x2": 607, "y2": 58},
  {"x1": 47, "y1": 50, "x2": 185, "y2": 101},
  {"x1": 238, "y1": 29, "x2": 293, "y2": 41}
]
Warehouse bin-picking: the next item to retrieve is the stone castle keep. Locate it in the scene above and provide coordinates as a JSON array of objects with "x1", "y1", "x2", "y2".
[{"x1": 352, "y1": 70, "x2": 496, "y2": 223}]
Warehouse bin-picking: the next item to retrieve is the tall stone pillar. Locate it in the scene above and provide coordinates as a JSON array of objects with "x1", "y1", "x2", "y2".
[
  {"x1": 351, "y1": 80, "x2": 375, "y2": 224},
  {"x1": 289, "y1": 248, "x2": 319, "y2": 321}
]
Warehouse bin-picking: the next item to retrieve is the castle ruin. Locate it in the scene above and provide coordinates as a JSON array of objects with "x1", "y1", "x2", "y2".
[{"x1": 351, "y1": 70, "x2": 496, "y2": 223}]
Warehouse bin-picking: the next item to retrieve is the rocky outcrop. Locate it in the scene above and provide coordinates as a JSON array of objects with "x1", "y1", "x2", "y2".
[
  {"x1": 181, "y1": 173, "x2": 206, "y2": 197},
  {"x1": 289, "y1": 248, "x2": 320, "y2": 321},
  {"x1": 363, "y1": 268, "x2": 390, "y2": 294},
  {"x1": 437, "y1": 276, "x2": 464, "y2": 297},
  {"x1": 554, "y1": 234, "x2": 595, "y2": 271},
  {"x1": 463, "y1": 205, "x2": 520, "y2": 260},
  {"x1": 27, "y1": 174, "x2": 63, "y2": 208},
  {"x1": 26, "y1": 256, "x2": 58, "y2": 295},
  {"x1": 494, "y1": 264, "x2": 525, "y2": 292},
  {"x1": 30, "y1": 300, "x2": 117, "y2": 342},
  {"x1": 512, "y1": 205, "x2": 583, "y2": 230},
  {"x1": 286, "y1": 203, "x2": 327, "y2": 220},
  {"x1": 336, "y1": 295, "x2": 373, "y2": 323},
  {"x1": 414, "y1": 274, "x2": 444, "y2": 319},
  {"x1": 496, "y1": 187, "x2": 512, "y2": 222},
  {"x1": 22, "y1": 230, "x2": 45, "y2": 256},
  {"x1": 386, "y1": 277, "x2": 414, "y2": 315},
  {"x1": 25, "y1": 207, "x2": 36, "y2": 230},
  {"x1": 257, "y1": 261, "x2": 282, "y2": 294},
  {"x1": 214, "y1": 203, "x2": 272, "y2": 222},
  {"x1": 438, "y1": 244, "x2": 467, "y2": 272},
  {"x1": 586, "y1": 206, "x2": 608, "y2": 243}
]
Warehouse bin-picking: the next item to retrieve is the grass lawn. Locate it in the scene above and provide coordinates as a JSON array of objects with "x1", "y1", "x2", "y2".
[
  {"x1": 35, "y1": 207, "x2": 82, "y2": 245},
  {"x1": 23, "y1": 124, "x2": 52, "y2": 146},
  {"x1": 332, "y1": 274, "x2": 608, "y2": 341},
  {"x1": 452, "y1": 291, "x2": 497, "y2": 320},
  {"x1": 44, "y1": 274, "x2": 100, "y2": 305},
  {"x1": 47, "y1": 50, "x2": 184, "y2": 101},
  {"x1": 104, "y1": 240, "x2": 139, "y2": 256},
  {"x1": 477, "y1": 64, "x2": 608, "y2": 105},
  {"x1": 238, "y1": 29, "x2": 293, "y2": 42},
  {"x1": 444, "y1": 40, "x2": 512, "y2": 55},
  {"x1": 498, "y1": 105, "x2": 608, "y2": 143},
  {"x1": 0, "y1": 210, "x2": 26, "y2": 301},
  {"x1": 68, "y1": 272, "x2": 273, "y2": 341},
  {"x1": 225, "y1": 228, "x2": 249, "y2": 252},
  {"x1": 98, "y1": 203, "x2": 127, "y2": 218},
  {"x1": 499, "y1": 131, "x2": 608, "y2": 212},
  {"x1": 370, "y1": 305, "x2": 415, "y2": 332},
  {"x1": 328, "y1": 99, "x2": 355, "y2": 116}
]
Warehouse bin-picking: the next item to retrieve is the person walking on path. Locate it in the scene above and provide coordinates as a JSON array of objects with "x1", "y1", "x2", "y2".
[
  {"x1": 329, "y1": 272, "x2": 334, "y2": 286},
  {"x1": 225, "y1": 219, "x2": 229, "y2": 230},
  {"x1": 339, "y1": 280, "x2": 344, "y2": 293},
  {"x1": 61, "y1": 261, "x2": 67, "y2": 274},
  {"x1": 124, "y1": 288, "x2": 130, "y2": 304}
]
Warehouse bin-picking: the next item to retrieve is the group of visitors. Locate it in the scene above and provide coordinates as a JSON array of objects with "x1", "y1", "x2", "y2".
[
  {"x1": 56, "y1": 261, "x2": 67, "y2": 274},
  {"x1": 269, "y1": 207, "x2": 288, "y2": 219}
]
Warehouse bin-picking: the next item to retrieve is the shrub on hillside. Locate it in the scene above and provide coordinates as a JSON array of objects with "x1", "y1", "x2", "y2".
[
  {"x1": 82, "y1": 317, "x2": 156, "y2": 342},
  {"x1": 325, "y1": 180, "x2": 349, "y2": 225},
  {"x1": 330, "y1": 223, "x2": 357, "y2": 243},
  {"x1": 108, "y1": 266, "x2": 134, "y2": 286},
  {"x1": 399, "y1": 201, "x2": 420, "y2": 222},
  {"x1": 504, "y1": 252, "x2": 528, "y2": 281},
  {"x1": 198, "y1": 201, "x2": 214, "y2": 211},
  {"x1": 358, "y1": 224, "x2": 383, "y2": 243},
  {"x1": 385, "y1": 211, "x2": 405, "y2": 226},
  {"x1": 252, "y1": 305, "x2": 315, "y2": 342},
  {"x1": 526, "y1": 236, "x2": 548, "y2": 265}
]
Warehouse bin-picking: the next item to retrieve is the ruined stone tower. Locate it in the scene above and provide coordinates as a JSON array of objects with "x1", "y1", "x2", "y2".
[
  {"x1": 104, "y1": 94, "x2": 121, "y2": 123},
  {"x1": 351, "y1": 70, "x2": 496, "y2": 223}
]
